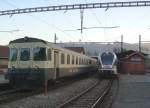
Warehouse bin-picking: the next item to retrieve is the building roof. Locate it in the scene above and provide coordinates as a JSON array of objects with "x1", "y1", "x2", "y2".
[
  {"x1": 123, "y1": 51, "x2": 145, "y2": 60},
  {"x1": 0, "y1": 46, "x2": 8, "y2": 59},
  {"x1": 65, "y1": 47, "x2": 85, "y2": 54}
]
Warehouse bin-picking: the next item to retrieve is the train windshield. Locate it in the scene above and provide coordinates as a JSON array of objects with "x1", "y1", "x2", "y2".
[
  {"x1": 9, "y1": 48, "x2": 17, "y2": 61},
  {"x1": 101, "y1": 52, "x2": 114, "y2": 65},
  {"x1": 20, "y1": 48, "x2": 30, "y2": 61},
  {"x1": 33, "y1": 47, "x2": 46, "y2": 61}
]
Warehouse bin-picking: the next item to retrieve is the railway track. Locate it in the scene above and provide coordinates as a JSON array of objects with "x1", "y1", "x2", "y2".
[
  {"x1": 57, "y1": 79, "x2": 113, "y2": 108},
  {"x1": 0, "y1": 89, "x2": 38, "y2": 104},
  {"x1": 0, "y1": 88, "x2": 22, "y2": 96},
  {"x1": 100, "y1": 77, "x2": 120, "y2": 108},
  {"x1": 0, "y1": 75, "x2": 94, "y2": 105},
  {"x1": 0, "y1": 83, "x2": 12, "y2": 92}
]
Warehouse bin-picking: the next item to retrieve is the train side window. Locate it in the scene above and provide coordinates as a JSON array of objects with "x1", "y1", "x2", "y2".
[
  {"x1": 61, "y1": 53, "x2": 65, "y2": 64},
  {"x1": 89, "y1": 60, "x2": 92, "y2": 64},
  {"x1": 74, "y1": 56, "x2": 76, "y2": 65},
  {"x1": 72, "y1": 55, "x2": 74, "y2": 64},
  {"x1": 20, "y1": 48, "x2": 30, "y2": 61},
  {"x1": 9, "y1": 48, "x2": 17, "y2": 61},
  {"x1": 47, "y1": 49, "x2": 52, "y2": 60},
  {"x1": 79, "y1": 58, "x2": 81, "y2": 65},
  {"x1": 82, "y1": 59, "x2": 84, "y2": 65},
  {"x1": 76, "y1": 56, "x2": 78, "y2": 65},
  {"x1": 67, "y1": 54, "x2": 70, "y2": 64}
]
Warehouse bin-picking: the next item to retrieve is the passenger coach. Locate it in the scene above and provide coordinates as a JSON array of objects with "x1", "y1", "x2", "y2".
[{"x1": 7, "y1": 37, "x2": 97, "y2": 88}]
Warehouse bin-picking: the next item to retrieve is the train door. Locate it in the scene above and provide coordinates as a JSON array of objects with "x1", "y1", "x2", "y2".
[
  {"x1": 54, "y1": 51, "x2": 59, "y2": 79},
  {"x1": 18, "y1": 47, "x2": 32, "y2": 69}
]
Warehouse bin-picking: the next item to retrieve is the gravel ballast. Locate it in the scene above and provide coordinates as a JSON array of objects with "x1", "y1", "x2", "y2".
[{"x1": 0, "y1": 77, "x2": 98, "y2": 108}]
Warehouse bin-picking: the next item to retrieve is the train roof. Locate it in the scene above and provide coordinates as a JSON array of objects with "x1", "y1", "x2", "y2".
[
  {"x1": 47, "y1": 42, "x2": 95, "y2": 60},
  {"x1": 9, "y1": 37, "x2": 46, "y2": 44},
  {"x1": 9, "y1": 37, "x2": 96, "y2": 61}
]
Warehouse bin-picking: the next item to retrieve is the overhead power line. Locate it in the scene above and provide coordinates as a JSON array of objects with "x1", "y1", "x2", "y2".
[
  {"x1": 0, "y1": 1, "x2": 150, "y2": 16},
  {"x1": 0, "y1": 0, "x2": 76, "y2": 41},
  {"x1": 64, "y1": 26, "x2": 120, "y2": 31},
  {"x1": 0, "y1": 29, "x2": 20, "y2": 33}
]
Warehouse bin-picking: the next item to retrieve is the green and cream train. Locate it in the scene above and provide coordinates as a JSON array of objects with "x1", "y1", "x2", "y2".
[{"x1": 7, "y1": 37, "x2": 97, "y2": 88}]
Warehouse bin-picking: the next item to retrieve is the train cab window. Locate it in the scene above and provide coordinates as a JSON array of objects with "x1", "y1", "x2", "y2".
[
  {"x1": 101, "y1": 52, "x2": 114, "y2": 65},
  {"x1": 33, "y1": 47, "x2": 46, "y2": 61},
  {"x1": 47, "y1": 49, "x2": 52, "y2": 60},
  {"x1": 72, "y1": 55, "x2": 74, "y2": 64},
  {"x1": 61, "y1": 53, "x2": 65, "y2": 64},
  {"x1": 67, "y1": 55, "x2": 70, "y2": 64},
  {"x1": 9, "y1": 48, "x2": 17, "y2": 61},
  {"x1": 20, "y1": 48, "x2": 30, "y2": 61}
]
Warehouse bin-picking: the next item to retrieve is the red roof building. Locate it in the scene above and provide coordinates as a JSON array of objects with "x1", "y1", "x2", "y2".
[
  {"x1": 0, "y1": 46, "x2": 8, "y2": 74},
  {"x1": 120, "y1": 52, "x2": 145, "y2": 74},
  {"x1": 0, "y1": 46, "x2": 8, "y2": 59}
]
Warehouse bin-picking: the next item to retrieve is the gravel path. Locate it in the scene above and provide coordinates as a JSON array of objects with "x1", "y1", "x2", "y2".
[{"x1": 0, "y1": 77, "x2": 99, "y2": 108}]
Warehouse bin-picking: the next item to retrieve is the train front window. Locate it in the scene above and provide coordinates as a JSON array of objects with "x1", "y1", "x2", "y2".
[
  {"x1": 33, "y1": 47, "x2": 46, "y2": 61},
  {"x1": 9, "y1": 48, "x2": 17, "y2": 61},
  {"x1": 20, "y1": 48, "x2": 30, "y2": 61},
  {"x1": 101, "y1": 52, "x2": 114, "y2": 65}
]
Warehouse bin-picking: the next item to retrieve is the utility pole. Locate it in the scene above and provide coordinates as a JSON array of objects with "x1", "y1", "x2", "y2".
[
  {"x1": 139, "y1": 35, "x2": 141, "y2": 52},
  {"x1": 121, "y1": 35, "x2": 123, "y2": 53},
  {"x1": 80, "y1": 9, "x2": 84, "y2": 34},
  {"x1": 54, "y1": 33, "x2": 57, "y2": 44}
]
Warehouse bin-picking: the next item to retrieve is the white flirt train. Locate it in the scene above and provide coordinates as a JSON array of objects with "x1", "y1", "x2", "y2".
[
  {"x1": 6, "y1": 37, "x2": 97, "y2": 88},
  {"x1": 98, "y1": 51, "x2": 118, "y2": 76}
]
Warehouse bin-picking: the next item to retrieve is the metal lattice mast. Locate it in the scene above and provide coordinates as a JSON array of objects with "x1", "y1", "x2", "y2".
[{"x1": 0, "y1": 1, "x2": 150, "y2": 16}]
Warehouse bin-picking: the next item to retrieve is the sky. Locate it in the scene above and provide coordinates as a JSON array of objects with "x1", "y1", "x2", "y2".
[{"x1": 0, "y1": 0, "x2": 150, "y2": 45}]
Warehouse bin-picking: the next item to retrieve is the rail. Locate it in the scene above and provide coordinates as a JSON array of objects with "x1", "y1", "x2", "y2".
[
  {"x1": 57, "y1": 79, "x2": 112, "y2": 108},
  {"x1": 91, "y1": 80, "x2": 113, "y2": 108}
]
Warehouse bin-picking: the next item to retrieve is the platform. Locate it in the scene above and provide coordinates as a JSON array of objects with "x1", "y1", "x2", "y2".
[{"x1": 112, "y1": 74, "x2": 150, "y2": 108}]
